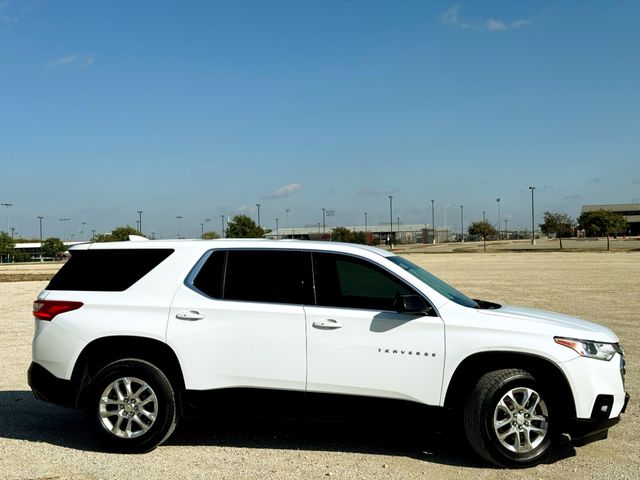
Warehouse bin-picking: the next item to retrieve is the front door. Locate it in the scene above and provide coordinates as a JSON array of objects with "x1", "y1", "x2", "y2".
[{"x1": 305, "y1": 252, "x2": 445, "y2": 405}]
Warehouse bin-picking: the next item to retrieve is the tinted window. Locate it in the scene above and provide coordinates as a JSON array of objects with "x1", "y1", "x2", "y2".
[
  {"x1": 47, "y1": 249, "x2": 174, "y2": 291},
  {"x1": 313, "y1": 253, "x2": 413, "y2": 310},
  {"x1": 192, "y1": 251, "x2": 226, "y2": 299},
  {"x1": 388, "y1": 256, "x2": 478, "y2": 308},
  {"x1": 223, "y1": 250, "x2": 313, "y2": 305}
]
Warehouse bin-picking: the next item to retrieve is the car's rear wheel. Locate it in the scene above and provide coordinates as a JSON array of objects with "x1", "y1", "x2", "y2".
[
  {"x1": 86, "y1": 359, "x2": 178, "y2": 453},
  {"x1": 464, "y1": 368, "x2": 553, "y2": 467}
]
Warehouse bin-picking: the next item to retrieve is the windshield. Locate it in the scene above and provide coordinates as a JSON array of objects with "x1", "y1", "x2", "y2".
[{"x1": 388, "y1": 256, "x2": 479, "y2": 308}]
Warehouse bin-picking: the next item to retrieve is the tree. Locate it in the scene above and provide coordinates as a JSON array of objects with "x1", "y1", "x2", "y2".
[
  {"x1": 93, "y1": 232, "x2": 114, "y2": 242},
  {"x1": 202, "y1": 231, "x2": 220, "y2": 240},
  {"x1": 94, "y1": 225, "x2": 144, "y2": 243},
  {"x1": 539, "y1": 211, "x2": 574, "y2": 249},
  {"x1": 225, "y1": 215, "x2": 265, "y2": 238},
  {"x1": 468, "y1": 220, "x2": 498, "y2": 252},
  {"x1": 111, "y1": 225, "x2": 144, "y2": 241},
  {"x1": 331, "y1": 226, "x2": 354, "y2": 243},
  {"x1": 577, "y1": 209, "x2": 628, "y2": 251},
  {"x1": 42, "y1": 237, "x2": 66, "y2": 258},
  {"x1": 353, "y1": 231, "x2": 368, "y2": 245},
  {"x1": 0, "y1": 231, "x2": 15, "y2": 262}
]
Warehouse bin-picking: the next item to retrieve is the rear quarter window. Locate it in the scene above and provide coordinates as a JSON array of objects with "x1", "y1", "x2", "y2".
[{"x1": 46, "y1": 249, "x2": 174, "y2": 291}]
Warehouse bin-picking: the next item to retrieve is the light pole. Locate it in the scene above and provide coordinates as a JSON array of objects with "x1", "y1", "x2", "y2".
[
  {"x1": 443, "y1": 204, "x2": 448, "y2": 234},
  {"x1": 496, "y1": 198, "x2": 501, "y2": 239},
  {"x1": 200, "y1": 223, "x2": 204, "y2": 239},
  {"x1": 482, "y1": 211, "x2": 486, "y2": 222},
  {"x1": 285, "y1": 209, "x2": 290, "y2": 228},
  {"x1": 529, "y1": 186, "x2": 536, "y2": 245},
  {"x1": 175, "y1": 216, "x2": 183, "y2": 239},
  {"x1": 91, "y1": 229, "x2": 96, "y2": 242},
  {"x1": 220, "y1": 215, "x2": 225, "y2": 238},
  {"x1": 322, "y1": 208, "x2": 326, "y2": 236},
  {"x1": 275, "y1": 218, "x2": 279, "y2": 239},
  {"x1": 431, "y1": 200, "x2": 435, "y2": 244},
  {"x1": 37, "y1": 216, "x2": 44, "y2": 261},
  {"x1": 397, "y1": 217, "x2": 400, "y2": 238},
  {"x1": 10, "y1": 227, "x2": 15, "y2": 238},
  {"x1": 1, "y1": 203, "x2": 13, "y2": 234},
  {"x1": 504, "y1": 219, "x2": 509, "y2": 239},
  {"x1": 59, "y1": 218, "x2": 70, "y2": 240},
  {"x1": 388, "y1": 196, "x2": 393, "y2": 247},
  {"x1": 460, "y1": 205, "x2": 464, "y2": 243},
  {"x1": 256, "y1": 203, "x2": 261, "y2": 228},
  {"x1": 364, "y1": 212, "x2": 368, "y2": 233},
  {"x1": 137, "y1": 210, "x2": 143, "y2": 235}
]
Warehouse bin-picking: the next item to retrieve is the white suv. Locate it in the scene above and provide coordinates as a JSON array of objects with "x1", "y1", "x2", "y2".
[{"x1": 28, "y1": 239, "x2": 628, "y2": 467}]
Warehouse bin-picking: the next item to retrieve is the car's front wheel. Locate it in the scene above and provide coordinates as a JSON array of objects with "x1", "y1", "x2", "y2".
[
  {"x1": 464, "y1": 368, "x2": 553, "y2": 467},
  {"x1": 86, "y1": 359, "x2": 178, "y2": 453}
]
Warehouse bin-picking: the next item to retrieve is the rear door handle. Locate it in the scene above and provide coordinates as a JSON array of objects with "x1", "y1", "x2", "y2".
[
  {"x1": 312, "y1": 319, "x2": 343, "y2": 329},
  {"x1": 176, "y1": 310, "x2": 206, "y2": 321}
]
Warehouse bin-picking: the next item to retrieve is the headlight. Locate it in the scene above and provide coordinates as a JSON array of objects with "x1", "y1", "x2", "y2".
[{"x1": 554, "y1": 337, "x2": 623, "y2": 361}]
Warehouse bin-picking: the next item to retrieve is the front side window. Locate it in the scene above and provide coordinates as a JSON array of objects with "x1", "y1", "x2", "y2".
[
  {"x1": 388, "y1": 255, "x2": 478, "y2": 308},
  {"x1": 313, "y1": 253, "x2": 414, "y2": 310}
]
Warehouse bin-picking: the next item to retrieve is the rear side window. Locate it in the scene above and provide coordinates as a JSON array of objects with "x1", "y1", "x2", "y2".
[
  {"x1": 224, "y1": 250, "x2": 314, "y2": 304},
  {"x1": 313, "y1": 252, "x2": 413, "y2": 310},
  {"x1": 46, "y1": 249, "x2": 174, "y2": 291},
  {"x1": 192, "y1": 251, "x2": 226, "y2": 299},
  {"x1": 192, "y1": 250, "x2": 314, "y2": 304}
]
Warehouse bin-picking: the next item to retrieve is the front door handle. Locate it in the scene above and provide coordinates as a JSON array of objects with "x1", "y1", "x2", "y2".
[
  {"x1": 176, "y1": 310, "x2": 206, "y2": 321},
  {"x1": 312, "y1": 319, "x2": 343, "y2": 329}
]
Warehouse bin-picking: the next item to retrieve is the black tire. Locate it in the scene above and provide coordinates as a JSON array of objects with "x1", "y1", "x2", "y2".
[
  {"x1": 464, "y1": 369, "x2": 553, "y2": 468},
  {"x1": 85, "y1": 359, "x2": 178, "y2": 453}
]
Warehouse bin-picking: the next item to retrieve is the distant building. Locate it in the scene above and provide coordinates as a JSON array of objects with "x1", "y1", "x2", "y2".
[
  {"x1": 581, "y1": 203, "x2": 640, "y2": 235},
  {"x1": 265, "y1": 224, "x2": 454, "y2": 244}
]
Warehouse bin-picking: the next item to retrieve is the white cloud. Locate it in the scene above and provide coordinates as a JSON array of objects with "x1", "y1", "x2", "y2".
[
  {"x1": 440, "y1": 5, "x2": 532, "y2": 32},
  {"x1": 440, "y1": 4, "x2": 472, "y2": 29},
  {"x1": 486, "y1": 19, "x2": 507, "y2": 31},
  {"x1": 264, "y1": 183, "x2": 303, "y2": 199},
  {"x1": 511, "y1": 19, "x2": 531, "y2": 29},
  {"x1": 47, "y1": 54, "x2": 95, "y2": 68}
]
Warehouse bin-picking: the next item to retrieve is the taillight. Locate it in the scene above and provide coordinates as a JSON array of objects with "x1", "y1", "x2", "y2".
[{"x1": 33, "y1": 300, "x2": 83, "y2": 321}]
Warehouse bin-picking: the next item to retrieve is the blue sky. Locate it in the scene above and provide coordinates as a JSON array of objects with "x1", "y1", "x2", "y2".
[{"x1": 1, "y1": 0, "x2": 639, "y2": 239}]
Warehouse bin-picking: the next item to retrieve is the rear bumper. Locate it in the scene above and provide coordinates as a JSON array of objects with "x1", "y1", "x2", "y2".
[
  {"x1": 27, "y1": 362, "x2": 76, "y2": 409},
  {"x1": 569, "y1": 392, "x2": 630, "y2": 447}
]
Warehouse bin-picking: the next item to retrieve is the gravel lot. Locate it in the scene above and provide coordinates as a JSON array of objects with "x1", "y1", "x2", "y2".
[{"x1": 0, "y1": 252, "x2": 638, "y2": 480}]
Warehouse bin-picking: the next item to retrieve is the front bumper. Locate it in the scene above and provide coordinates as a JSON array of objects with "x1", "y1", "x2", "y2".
[
  {"x1": 27, "y1": 361, "x2": 76, "y2": 409},
  {"x1": 569, "y1": 392, "x2": 630, "y2": 446}
]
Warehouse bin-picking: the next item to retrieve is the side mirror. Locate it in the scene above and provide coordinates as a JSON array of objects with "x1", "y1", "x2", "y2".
[{"x1": 394, "y1": 294, "x2": 432, "y2": 316}]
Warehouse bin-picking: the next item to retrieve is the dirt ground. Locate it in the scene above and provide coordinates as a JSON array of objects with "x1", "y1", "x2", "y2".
[{"x1": 0, "y1": 252, "x2": 638, "y2": 480}]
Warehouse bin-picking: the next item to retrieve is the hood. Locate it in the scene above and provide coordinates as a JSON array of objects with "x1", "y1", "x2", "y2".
[{"x1": 477, "y1": 304, "x2": 618, "y2": 342}]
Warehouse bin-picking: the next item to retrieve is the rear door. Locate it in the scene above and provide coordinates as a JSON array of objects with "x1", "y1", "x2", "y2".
[
  {"x1": 304, "y1": 252, "x2": 445, "y2": 405},
  {"x1": 167, "y1": 249, "x2": 313, "y2": 392}
]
